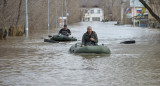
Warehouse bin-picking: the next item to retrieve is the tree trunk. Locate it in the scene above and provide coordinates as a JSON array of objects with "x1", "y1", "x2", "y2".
[{"x1": 139, "y1": 0, "x2": 160, "y2": 23}]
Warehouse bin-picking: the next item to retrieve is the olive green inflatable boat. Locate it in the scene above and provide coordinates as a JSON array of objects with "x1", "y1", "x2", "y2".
[
  {"x1": 51, "y1": 34, "x2": 77, "y2": 41},
  {"x1": 69, "y1": 43, "x2": 111, "y2": 54}
]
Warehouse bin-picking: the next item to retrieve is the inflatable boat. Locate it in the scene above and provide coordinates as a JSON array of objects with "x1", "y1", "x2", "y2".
[
  {"x1": 69, "y1": 43, "x2": 111, "y2": 54},
  {"x1": 51, "y1": 34, "x2": 77, "y2": 41},
  {"x1": 44, "y1": 39, "x2": 58, "y2": 43},
  {"x1": 44, "y1": 34, "x2": 77, "y2": 43}
]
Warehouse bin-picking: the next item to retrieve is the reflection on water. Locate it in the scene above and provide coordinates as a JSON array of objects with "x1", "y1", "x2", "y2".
[
  {"x1": 0, "y1": 22, "x2": 160, "y2": 86},
  {"x1": 75, "y1": 53, "x2": 111, "y2": 59}
]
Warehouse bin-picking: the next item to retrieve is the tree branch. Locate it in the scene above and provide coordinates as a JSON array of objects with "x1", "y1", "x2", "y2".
[{"x1": 139, "y1": 0, "x2": 160, "y2": 23}]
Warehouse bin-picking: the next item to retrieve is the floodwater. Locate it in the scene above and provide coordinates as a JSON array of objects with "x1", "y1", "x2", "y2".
[{"x1": 0, "y1": 22, "x2": 160, "y2": 86}]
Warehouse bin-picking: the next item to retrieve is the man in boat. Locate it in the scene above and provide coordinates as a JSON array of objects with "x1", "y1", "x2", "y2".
[
  {"x1": 59, "y1": 24, "x2": 71, "y2": 36},
  {"x1": 82, "y1": 26, "x2": 98, "y2": 47}
]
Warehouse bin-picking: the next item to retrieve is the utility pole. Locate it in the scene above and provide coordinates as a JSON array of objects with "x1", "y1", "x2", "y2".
[
  {"x1": 62, "y1": 0, "x2": 64, "y2": 26},
  {"x1": 103, "y1": 6, "x2": 105, "y2": 20},
  {"x1": 55, "y1": 0, "x2": 57, "y2": 28},
  {"x1": 121, "y1": 1, "x2": 124, "y2": 23},
  {"x1": 121, "y1": 0, "x2": 126, "y2": 24},
  {"x1": 133, "y1": 0, "x2": 135, "y2": 27},
  {"x1": 48, "y1": 0, "x2": 50, "y2": 34},
  {"x1": 65, "y1": 0, "x2": 68, "y2": 25},
  {"x1": 25, "y1": 0, "x2": 28, "y2": 37}
]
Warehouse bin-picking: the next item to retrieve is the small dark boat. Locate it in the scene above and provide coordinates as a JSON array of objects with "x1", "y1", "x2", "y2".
[{"x1": 120, "y1": 40, "x2": 136, "y2": 44}]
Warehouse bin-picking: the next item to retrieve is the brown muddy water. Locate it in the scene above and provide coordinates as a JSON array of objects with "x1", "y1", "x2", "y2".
[{"x1": 0, "y1": 22, "x2": 160, "y2": 86}]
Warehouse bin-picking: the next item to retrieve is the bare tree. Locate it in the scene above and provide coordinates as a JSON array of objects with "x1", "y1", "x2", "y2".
[
  {"x1": 0, "y1": 0, "x2": 82, "y2": 29},
  {"x1": 139, "y1": 0, "x2": 160, "y2": 23}
]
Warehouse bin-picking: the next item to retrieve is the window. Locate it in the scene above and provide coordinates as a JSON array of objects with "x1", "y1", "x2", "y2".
[
  {"x1": 97, "y1": 10, "x2": 100, "y2": 14},
  {"x1": 91, "y1": 10, "x2": 94, "y2": 14},
  {"x1": 92, "y1": 17, "x2": 100, "y2": 21}
]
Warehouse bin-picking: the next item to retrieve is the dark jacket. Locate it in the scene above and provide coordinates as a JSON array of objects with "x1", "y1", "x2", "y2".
[
  {"x1": 82, "y1": 31, "x2": 98, "y2": 46},
  {"x1": 59, "y1": 28, "x2": 71, "y2": 36}
]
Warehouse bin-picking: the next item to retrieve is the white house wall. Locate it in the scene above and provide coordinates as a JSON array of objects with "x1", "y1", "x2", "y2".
[{"x1": 84, "y1": 8, "x2": 104, "y2": 22}]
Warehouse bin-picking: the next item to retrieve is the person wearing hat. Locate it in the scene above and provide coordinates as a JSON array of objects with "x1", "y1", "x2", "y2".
[{"x1": 59, "y1": 25, "x2": 71, "y2": 36}]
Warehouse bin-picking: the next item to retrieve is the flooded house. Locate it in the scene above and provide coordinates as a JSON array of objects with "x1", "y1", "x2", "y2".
[{"x1": 82, "y1": 8, "x2": 104, "y2": 22}]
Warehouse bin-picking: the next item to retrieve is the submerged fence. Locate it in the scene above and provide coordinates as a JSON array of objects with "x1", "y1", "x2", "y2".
[{"x1": 0, "y1": 25, "x2": 25, "y2": 40}]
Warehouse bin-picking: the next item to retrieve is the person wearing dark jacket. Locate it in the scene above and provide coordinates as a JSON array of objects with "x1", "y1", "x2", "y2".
[
  {"x1": 59, "y1": 25, "x2": 71, "y2": 36},
  {"x1": 82, "y1": 26, "x2": 98, "y2": 46}
]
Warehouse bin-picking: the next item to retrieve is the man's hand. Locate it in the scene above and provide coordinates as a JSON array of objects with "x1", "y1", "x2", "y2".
[
  {"x1": 67, "y1": 33, "x2": 71, "y2": 36},
  {"x1": 82, "y1": 45, "x2": 85, "y2": 47},
  {"x1": 90, "y1": 38, "x2": 94, "y2": 41}
]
